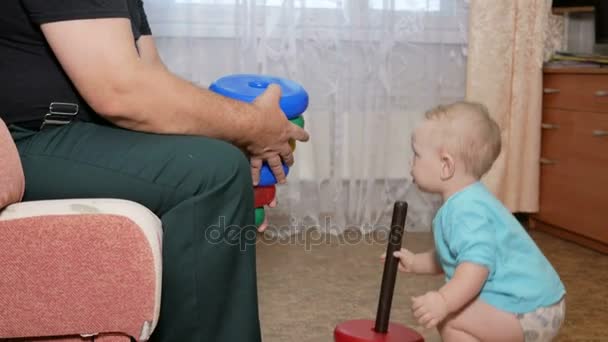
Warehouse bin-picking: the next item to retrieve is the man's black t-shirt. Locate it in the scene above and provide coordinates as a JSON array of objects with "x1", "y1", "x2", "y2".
[{"x1": 0, "y1": 0, "x2": 152, "y2": 128}]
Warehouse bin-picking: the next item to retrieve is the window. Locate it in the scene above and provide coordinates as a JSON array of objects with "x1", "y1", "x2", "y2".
[
  {"x1": 146, "y1": 0, "x2": 464, "y2": 39},
  {"x1": 370, "y1": 0, "x2": 440, "y2": 11},
  {"x1": 174, "y1": 0, "x2": 440, "y2": 11},
  {"x1": 175, "y1": 0, "x2": 342, "y2": 8}
]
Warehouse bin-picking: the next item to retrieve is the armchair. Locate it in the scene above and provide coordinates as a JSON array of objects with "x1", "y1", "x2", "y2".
[{"x1": 0, "y1": 118, "x2": 162, "y2": 341}]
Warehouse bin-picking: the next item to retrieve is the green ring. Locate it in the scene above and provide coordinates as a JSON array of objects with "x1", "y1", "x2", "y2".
[
  {"x1": 255, "y1": 207, "x2": 266, "y2": 227},
  {"x1": 290, "y1": 116, "x2": 305, "y2": 128}
]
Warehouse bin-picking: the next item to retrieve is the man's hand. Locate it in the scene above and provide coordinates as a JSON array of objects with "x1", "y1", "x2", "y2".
[
  {"x1": 381, "y1": 248, "x2": 417, "y2": 273},
  {"x1": 248, "y1": 85, "x2": 309, "y2": 185},
  {"x1": 411, "y1": 291, "x2": 448, "y2": 329}
]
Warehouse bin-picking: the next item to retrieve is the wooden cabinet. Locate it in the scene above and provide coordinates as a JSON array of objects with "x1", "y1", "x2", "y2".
[{"x1": 530, "y1": 68, "x2": 608, "y2": 253}]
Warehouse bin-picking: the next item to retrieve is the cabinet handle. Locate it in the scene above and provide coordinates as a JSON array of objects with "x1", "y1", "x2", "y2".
[
  {"x1": 543, "y1": 88, "x2": 561, "y2": 94},
  {"x1": 540, "y1": 158, "x2": 557, "y2": 165},
  {"x1": 593, "y1": 130, "x2": 608, "y2": 137},
  {"x1": 541, "y1": 123, "x2": 560, "y2": 130},
  {"x1": 595, "y1": 90, "x2": 608, "y2": 97}
]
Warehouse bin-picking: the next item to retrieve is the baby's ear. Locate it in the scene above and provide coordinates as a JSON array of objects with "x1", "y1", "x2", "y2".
[{"x1": 439, "y1": 151, "x2": 455, "y2": 180}]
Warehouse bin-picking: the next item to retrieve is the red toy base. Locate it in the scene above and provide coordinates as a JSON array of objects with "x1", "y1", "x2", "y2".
[{"x1": 334, "y1": 320, "x2": 424, "y2": 342}]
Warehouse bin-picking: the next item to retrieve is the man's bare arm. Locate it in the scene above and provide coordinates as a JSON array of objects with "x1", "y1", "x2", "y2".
[
  {"x1": 136, "y1": 35, "x2": 165, "y2": 68},
  {"x1": 40, "y1": 18, "x2": 308, "y2": 151}
]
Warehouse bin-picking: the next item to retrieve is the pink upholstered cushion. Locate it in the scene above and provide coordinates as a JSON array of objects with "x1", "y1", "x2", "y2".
[
  {"x1": 0, "y1": 118, "x2": 25, "y2": 209},
  {"x1": 0, "y1": 214, "x2": 157, "y2": 340}
]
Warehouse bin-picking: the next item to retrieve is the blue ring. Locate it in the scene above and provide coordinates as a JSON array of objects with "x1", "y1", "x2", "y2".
[
  {"x1": 209, "y1": 74, "x2": 308, "y2": 119},
  {"x1": 259, "y1": 163, "x2": 289, "y2": 186}
]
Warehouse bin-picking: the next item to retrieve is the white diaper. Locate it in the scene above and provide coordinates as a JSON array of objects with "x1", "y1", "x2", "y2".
[{"x1": 517, "y1": 297, "x2": 566, "y2": 342}]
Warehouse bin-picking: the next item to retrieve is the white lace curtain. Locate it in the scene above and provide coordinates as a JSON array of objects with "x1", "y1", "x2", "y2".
[{"x1": 144, "y1": 0, "x2": 469, "y2": 234}]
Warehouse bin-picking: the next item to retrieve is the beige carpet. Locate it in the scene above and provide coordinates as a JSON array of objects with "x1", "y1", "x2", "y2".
[{"x1": 256, "y1": 229, "x2": 608, "y2": 342}]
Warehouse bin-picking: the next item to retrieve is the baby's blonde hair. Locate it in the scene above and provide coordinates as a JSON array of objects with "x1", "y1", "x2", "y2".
[{"x1": 424, "y1": 101, "x2": 501, "y2": 178}]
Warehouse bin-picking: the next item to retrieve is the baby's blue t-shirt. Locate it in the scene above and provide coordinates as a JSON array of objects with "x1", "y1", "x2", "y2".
[{"x1": 433, "y1": 182, "x2": 565, "y2": 314}]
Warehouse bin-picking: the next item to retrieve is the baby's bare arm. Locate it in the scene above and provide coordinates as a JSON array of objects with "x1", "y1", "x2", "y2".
[
  {"x1": 386, "y1": 248, "x2": 443, "y2": 274},
  {"x1": 438, "y1": 262, "x2": 488, "y2": 313},
  {"x1": 412, "y1": 248, "x2": 443, "y2": 274}
]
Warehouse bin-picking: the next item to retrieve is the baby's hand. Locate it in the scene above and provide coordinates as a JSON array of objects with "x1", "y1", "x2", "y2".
[
  {"x1": 380, "y1": 248, "x2": 416, "y2": 273},
  {"x1": 257, "y1": 198, "x2": 277, "y2": 233},
  {"x1": 411, "y1": 291, "x2": 448, "y2": 329}
]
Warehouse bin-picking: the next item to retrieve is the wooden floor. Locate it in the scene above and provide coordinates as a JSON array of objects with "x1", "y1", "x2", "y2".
[{"x1": 257, "y1": 229, "x2": 608, "y2": 341}]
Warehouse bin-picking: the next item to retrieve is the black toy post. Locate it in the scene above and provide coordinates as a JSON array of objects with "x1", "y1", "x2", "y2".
[{"x1": 375, "y1": 201, "x2": 407, "y2": 333}]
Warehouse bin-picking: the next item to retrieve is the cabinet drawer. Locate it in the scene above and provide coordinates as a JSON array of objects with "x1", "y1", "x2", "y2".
[
  {"x1": 543, "y1": 74, "x2": 608, "y2": 113},
  {"x1": 541, "y1": 109, "x2": 608, "y2": 163},
  {"x1": 536, "y1": 158, "x2": 608, "y2": 244}
]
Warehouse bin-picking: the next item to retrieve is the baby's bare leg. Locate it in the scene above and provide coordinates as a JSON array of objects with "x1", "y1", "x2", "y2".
[{"x1": 438, "y1": 298, "x2": 523, "y2": 342}]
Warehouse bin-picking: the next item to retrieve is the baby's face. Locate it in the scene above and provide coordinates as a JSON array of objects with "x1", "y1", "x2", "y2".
[{"x1": 410, "y1": 122, "x2": 443, "y2": 193}]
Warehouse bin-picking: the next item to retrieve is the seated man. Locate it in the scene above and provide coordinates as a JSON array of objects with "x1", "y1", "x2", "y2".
[{"x1": 0, "y1": 1, "x2": 309, "y2": 341}]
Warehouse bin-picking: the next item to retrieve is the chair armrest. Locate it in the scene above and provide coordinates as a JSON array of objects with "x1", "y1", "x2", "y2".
[{"x1": 0, "y1": 199, "x2": 162, "y2": 341}]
